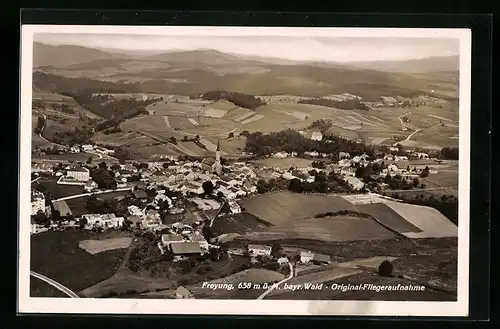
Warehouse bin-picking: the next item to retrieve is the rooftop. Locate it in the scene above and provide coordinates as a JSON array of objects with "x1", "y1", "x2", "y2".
[{"x1": 171, "y1": 242, "x2": 202, "y2": 255}]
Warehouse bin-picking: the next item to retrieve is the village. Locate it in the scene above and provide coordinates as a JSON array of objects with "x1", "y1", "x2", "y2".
[{"x1": 30, "y1": 130, "x2": 448, "y2": 283}]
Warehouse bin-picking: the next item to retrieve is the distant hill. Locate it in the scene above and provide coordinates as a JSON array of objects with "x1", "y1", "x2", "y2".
[
  {"x1": 143, "y1": 49, "x2": 247, "y2": 65},
  {"x1": 33, "y1": 42, "x2": 128, "y2": 68},
  {"x1": 345, "y1": 56, "x2": 460, "y2": 73}
]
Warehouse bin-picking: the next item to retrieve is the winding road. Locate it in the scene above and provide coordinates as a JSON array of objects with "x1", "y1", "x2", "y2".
[
  {"x1": 34, "y1": 113, "x2": 69, "y2": 150},
  {"x1": 31, "y1": 271, "x2": 79, "y2": 298},
  {"x1": 256, "y1": 261, "x2": 294, "y2": 300}
]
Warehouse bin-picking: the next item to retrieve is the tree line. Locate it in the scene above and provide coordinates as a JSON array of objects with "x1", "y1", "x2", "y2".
[
  {"x1": 298, "y1": 98, "x2": 371, "y2": 111},
  {"x1": 244, "y1": 129, "x2": 375, "y2": 157},
  {"x1": 201, "y1": 90, "x2": 266, "y2": 110}
]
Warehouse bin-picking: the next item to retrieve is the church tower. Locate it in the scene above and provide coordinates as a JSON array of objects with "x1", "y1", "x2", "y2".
[{"x1": 212, "y1": 140, "x2": 222, "y2": 175}]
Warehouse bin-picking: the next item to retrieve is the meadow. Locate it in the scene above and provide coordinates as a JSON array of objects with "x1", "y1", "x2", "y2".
[
  {"x1": 238, "y1": 191, "x2": 356, "y2": 226},
  {"x1": 30, "y1": 229, "x2": 127, "y2": 292},
  {"x1": 243, "y1": 216, "x2": 397, "y2": 242}
]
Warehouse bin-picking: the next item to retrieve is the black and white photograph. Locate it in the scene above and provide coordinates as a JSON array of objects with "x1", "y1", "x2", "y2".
[{"x1": 18, "y1": 25, "x2": 471, "y2": 316}]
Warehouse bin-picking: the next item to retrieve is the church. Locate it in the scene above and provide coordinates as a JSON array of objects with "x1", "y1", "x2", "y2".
[{"x1": 201, "y1": 140, "x2": 223, "y2": 175}]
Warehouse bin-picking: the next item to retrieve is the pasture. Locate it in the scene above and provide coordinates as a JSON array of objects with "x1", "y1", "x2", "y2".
[
  {"x1": 30, "y1": 230, "x2": 126, "y2": 292},
  {"x1": 243, "y1": 217, "x2": 397, "y2": 242},
  {"x1": 79, "y1": 237, "x2": 133, "y2": 254},
  {"x1": 211, "y1": 212, "x2": 272, "y2": 236},
  {"x1": 64, "y1": 190, "x2": 133, "y2": 215},
  {"x1": 238, "y1": 191, "x2": 356, "y2": 226},
  {"x1": 424, "y1": 170, "x2": 459, "y2": 188},
  {"x1": 33, "y1": 177, "x2": 85, "y2": 199},
  {"x1": 384, "y1": 201, "x2": 458, "y2": 238},
  {"x1": 355, "y1": 203, "x2": 423, "y2": 234}
]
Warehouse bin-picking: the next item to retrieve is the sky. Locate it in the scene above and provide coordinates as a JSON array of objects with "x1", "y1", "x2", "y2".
[{"x1": 34, "y1": 33, "x2": 460, "y2": 63}]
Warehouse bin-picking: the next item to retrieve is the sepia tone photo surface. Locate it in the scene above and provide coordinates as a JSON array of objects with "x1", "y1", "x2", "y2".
[{"x1": 19, "y1": 26, "x2": 471, "y2": 316}]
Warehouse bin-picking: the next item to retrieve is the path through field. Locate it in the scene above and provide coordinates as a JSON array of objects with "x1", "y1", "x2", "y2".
[
  {"x1": 256, "y1": 261, "x2": 294, "y2": 300},
  {"x1": 163, "y1": 116, "x2": 171, "y2": 129}
]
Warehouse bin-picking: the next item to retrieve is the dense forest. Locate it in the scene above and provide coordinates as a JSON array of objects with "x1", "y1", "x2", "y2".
[
  {"x1": 33, "y1": 72, "x2": 140, "y2": 94},
  {"x1": 298, "y1": 98, "x2": 371, "y2": 111},
  {"x1": 201, "y1": 90, "x2": 266, "y2": 110},
  {"x1": 244, "y1": 129, "x2": 375, "y2": 157}
]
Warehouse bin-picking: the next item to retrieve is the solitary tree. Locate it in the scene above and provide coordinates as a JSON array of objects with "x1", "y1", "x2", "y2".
[
  {"x1": 202, "y1": 181, "x2": 214, "y2": 195},
  {"x1": 228, "y1": 132, "x2": 234, "y2": 138},
  {"x1": 378, "y1": 260, "x2": 394, "y2": 277}
]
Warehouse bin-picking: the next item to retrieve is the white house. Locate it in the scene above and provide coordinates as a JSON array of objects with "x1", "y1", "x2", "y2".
[
  {"x1": 343, "y1": 176, "x2": 365, "y2": 190},
  {"x1": 70, "y1": 145, "x2": 81, "y2": 153},
  {"x1": 248, "y1": 244, "x2": 272, "y2": 257},
  {"x1": 311, "y1": 131, "x2": 323, "y2": 141},
  {"x1": 273, "y1": 152, "x2": 289, "y2": 159},
  {"x1": 277, "y1": 257, "x2": 289, "y2": 265},
  {"x1": 413, "y1": 152, "x2": 430, "y2": 159},
  {"x1": 81, "y1": 144, "x2": 94, "y2": 151},
  {"x1": 31, "y1": 190, "x2": 45, "y2": 215},
  {"x1": 389, "y1": 146, "x2": 399, "y2": 152},
  {"x1": 66, "y1": 166, "x2": 90, "y2": 182},
  {"x1": 82, "y1": 213, "x2": 124, "y2": 229},
  {"x1": 300, "y1": 251, "x2": 314, "y2": 263},
  {"x1": 228, "y1": 201, "x2": 241, "y2": 214}
]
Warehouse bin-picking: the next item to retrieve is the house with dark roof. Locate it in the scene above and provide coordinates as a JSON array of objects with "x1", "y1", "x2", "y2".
[
  {"x1": 312, "y1": 253, "x2": 332, "y2": 265},
  {"x1": 170, "y1": 241, "x2": 202, "y2": 255},
  {"x1": 133, "y1": 190, "x2": 148, "y2": 199}
]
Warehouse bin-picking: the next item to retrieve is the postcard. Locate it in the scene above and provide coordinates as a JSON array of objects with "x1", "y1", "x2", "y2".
[{"x1": 18, "y1": 25, "x2": 471, "y2": 316}]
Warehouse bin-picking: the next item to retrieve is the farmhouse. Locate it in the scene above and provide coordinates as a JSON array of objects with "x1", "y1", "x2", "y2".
[
  {"x1": 229, "y1": 201, "x2": 241, "y2": 214},
  {"x1": 277, "y1": 257, "x2": 289, "y2": 265},
  {"x1": 66, "y1": 166, "x2": 90, "y2": 182},
  {"x1": 82, "y1": 213, "x2": 124, "y2": 229},
  {"x1": 81, "y1": 144, "x2": 94, "y2": 151},
  {"x1": 273, "y1": 152, "x2": 289, "y2": 158},
  {"x1": 300, "y1": 251, "x2": 314, "y2": 263},
  {"x1": 31, "y1": 190, "x2": 45, "y2": 216},
  {"x1": 187, "y1": 233, "x2": 209, "y2": 250},
  {"x1": 161, "y1": 234, "x2": 187, "y2": 247},
  {"x1": 312, "y1": 253, "x2": 332, "y2": 265},
  {"x1": 94, "y1": 146, "x2": 115, "y2": 155},
  {"x1": 248, "y1": 244, "x2": 272, "y2": 257},
  {"x1": 413, "y1": 152, "x2": 429, "y2": 160},
  {"x1": 70, "y1": 145, "x2": 80, "y2": 153},
  {"x1": 311, "y1": 131, "x2": 323, "y2": 141},
  {"x1": 170, "y1": 242, "x2": 203, "y2": 256}
]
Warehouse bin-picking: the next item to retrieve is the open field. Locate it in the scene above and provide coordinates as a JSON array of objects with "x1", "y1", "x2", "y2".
[
  {"x1": 30, "y1": 276, "x2": 70, "y2": 298},
  {"x1": 423, "y1": 170, "x2": 459, "y2": 188},
  {"x1": 33, "y1": 90, "x2": 103, "y2": 120},
  {"x1": 384, "y1": 201, "x2": 458, "y2": 238},
  {"x1": 33, "y1": 177, "x2": 85, "y2": 199},
  {"x1": 243, "y1": 217, "x2": 397, "y2": 242},
  {"x1": 64, "y1": 190, "x2": 132, "y2": 215},
  {"x1": 355, "y1": 203, "x2": 423, "y2": 234},
  {"x1": 211, "y1": 212, "x2": 272, "y2": 236},
  {"x1": 238, "y1": 191, "x2": 356, "y2": 226},
  {"x1": 79, "y1": 237, "x2": 133, "y2": 254},
  {"x1": 249, "y1": 157, "x2": 313, "y2": 169},
  {"x1": 31, "y1": 229, "x2": 127, "y2": 292}
]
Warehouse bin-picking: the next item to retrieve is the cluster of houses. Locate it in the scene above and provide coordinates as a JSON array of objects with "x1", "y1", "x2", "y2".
[
  {"x1": 158, "y1": 225, "x2": 212, "y2": 261},
  {"x1": 261, "y1": 148, "x2": 440, "y2": 192},
  {"x1": 70, "y1": 144, "x2": 115, "y2": 155}
]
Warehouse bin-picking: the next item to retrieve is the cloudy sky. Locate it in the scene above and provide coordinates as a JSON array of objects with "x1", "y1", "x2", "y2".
[{"x1": 34, "y1": 33, "x2": 460, "y2": 62}]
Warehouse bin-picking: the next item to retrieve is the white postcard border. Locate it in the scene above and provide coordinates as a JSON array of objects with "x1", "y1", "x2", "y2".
[{"x1": 18, "y1": 25, "x2": 472, "y2": 317}]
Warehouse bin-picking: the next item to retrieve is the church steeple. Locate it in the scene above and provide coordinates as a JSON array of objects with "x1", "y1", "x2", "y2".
[{"x1": 216, "y1": 140, "x2": 220, "y2": 151}]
